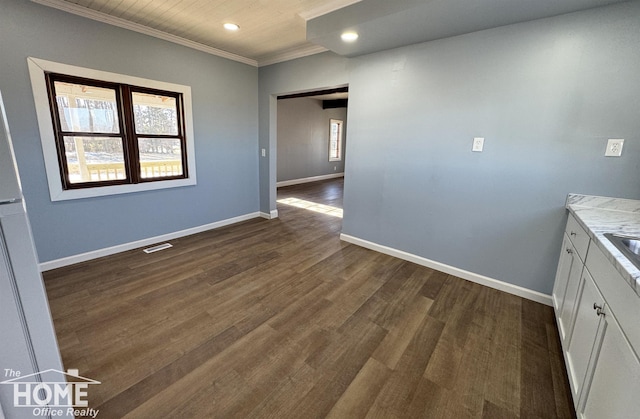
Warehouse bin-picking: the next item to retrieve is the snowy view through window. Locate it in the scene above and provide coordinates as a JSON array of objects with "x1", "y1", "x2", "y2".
[{"x1": 54, "y1": 81, "x2": 183, "y2": 183}]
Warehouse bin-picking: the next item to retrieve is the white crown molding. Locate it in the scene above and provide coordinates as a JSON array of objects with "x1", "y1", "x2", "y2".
[
  {"x1": 298, "y1": 0, "x2": 363, "y2": 21},
  {"x1": 31, "y1": 0, "x2": 258, "y2": 67},
  {"x1": 257, "y1": 44, "x2": 329, "y2": 67}
]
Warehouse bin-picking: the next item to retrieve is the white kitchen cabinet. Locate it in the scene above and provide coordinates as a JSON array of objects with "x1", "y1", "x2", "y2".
[
  {"x1": 577, "y1": 242, "x2": 640, "y2": 419},
  {"x1": 585, "y1": 242, "x2": 640, "y2": 361},
  {"x1": 553, "y1": 235, "x2": 583, "y2": 343},
  {"x1": 553, "y1": 235, "x2": 574, "y2": 313},
  {"x1": 564, "y1": 270, "x2": 604, "y2": 405},
  {"x1": 553, "y1": 214, "x2": 590, "y2": 346},
  {"x1": 579, "y1": 310, "x2": 640, "y2": 419},
  {"x1": 554, "y1": 209, "x2": 640, "y2": 419}
]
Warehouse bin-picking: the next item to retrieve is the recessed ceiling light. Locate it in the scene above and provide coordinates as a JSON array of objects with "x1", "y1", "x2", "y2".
[
  {"x1": 341, "y1": 31, "x2": 358, "y2": 42},
  {"x1": 223, "y1": 23, "x2": 239, "y2": 31}
]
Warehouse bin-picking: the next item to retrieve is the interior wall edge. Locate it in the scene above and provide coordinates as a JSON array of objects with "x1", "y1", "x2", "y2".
[{"x1": 260, "y1": 210, "x2": 279, "y2": 219}]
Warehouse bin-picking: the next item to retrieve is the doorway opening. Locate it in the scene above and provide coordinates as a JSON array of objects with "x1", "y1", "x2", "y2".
[{"x1": 275, "y1": 86, "x2": 348, "y2": 219}]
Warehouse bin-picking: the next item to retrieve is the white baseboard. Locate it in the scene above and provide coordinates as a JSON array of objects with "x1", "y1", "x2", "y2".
[
  {"x1": 260, "y1": 209, "x2": 279, "y2": 219},
  {"x1": 277, "y1": 173, "x2": 344, "y2": 188},
  {"x1": 39, "y1": 212, "x2": 263, "y2": 272},
  {"x1": 340, "y1": 233, "x2": 552, "y2": 306}
]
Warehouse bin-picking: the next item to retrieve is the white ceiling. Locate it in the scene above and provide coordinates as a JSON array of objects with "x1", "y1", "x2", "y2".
[
  {"x1": 33, "y1": 0, "x2": 630, "y2": 67},
  {"x1": 32, "y1": 0, "x2": 362, "y2": 66}
]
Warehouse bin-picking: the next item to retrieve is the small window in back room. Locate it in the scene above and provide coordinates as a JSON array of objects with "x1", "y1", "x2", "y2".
[{"x1": 329, "y1": 119, "x2": 343, "y2": 162}]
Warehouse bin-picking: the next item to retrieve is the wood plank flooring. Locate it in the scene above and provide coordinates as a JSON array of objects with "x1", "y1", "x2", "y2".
[{"x1": 43, "y1": 178, "x2": 575, "y2": 418}]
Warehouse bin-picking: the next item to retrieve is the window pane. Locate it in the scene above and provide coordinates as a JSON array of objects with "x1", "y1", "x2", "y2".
[
  {"x1": 132, "y1": 92, "x2": 179, "y2": 135},
  {"x1": 54, "y1": 82, "x2": 120, "y2": 133},
  {"x1": 138, "y1": 138, "x2": 183, "y2": 178},
  {"x1": 63, "y1": 136, "x2": 126, "y2": 184},
  {"x1": 329, "y1": 119, "x2": 342, "y2": 161}
]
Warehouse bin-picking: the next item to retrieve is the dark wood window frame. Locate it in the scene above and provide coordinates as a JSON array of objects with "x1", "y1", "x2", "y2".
[{"x1": 45, "y1": 73, "x2": 188, "y2": 190}]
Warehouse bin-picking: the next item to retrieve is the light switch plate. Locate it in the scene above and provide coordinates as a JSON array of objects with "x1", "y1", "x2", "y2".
[
  {"x1": 472, "y1": 137, "x2": 484, "y2": 152},
  {"x1": 605, "y1": 139, "x2": 624, "y2": 157}
]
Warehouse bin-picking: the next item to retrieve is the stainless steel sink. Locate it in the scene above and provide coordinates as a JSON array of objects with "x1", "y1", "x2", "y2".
[{"x1": 604, "y1": 233, "x2": 640, "y2": 270}]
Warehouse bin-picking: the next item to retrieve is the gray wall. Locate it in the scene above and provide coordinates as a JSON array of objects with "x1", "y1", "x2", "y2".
[
  {"x1": 261, "y1": 2, "x2": 640, "y2": 294},
  {"x1": 2, "y1": 0, "x2": 639, "y2": 296},
  {"x1": 0, "y1": 0, "x2": 259, "y2": 262},
  {"x1": 277, "y1": 97, "x2": 347, "y2": 182}
]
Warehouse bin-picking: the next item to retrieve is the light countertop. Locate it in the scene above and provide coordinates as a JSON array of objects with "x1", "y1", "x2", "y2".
[{"x1": 566, "y1": 194, "x2": 640, "y2": 297}]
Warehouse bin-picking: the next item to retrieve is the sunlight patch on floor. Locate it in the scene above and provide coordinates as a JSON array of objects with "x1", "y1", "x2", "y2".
[{"x1": 277, "y1": 197, "x2": 343, "y2": 218}]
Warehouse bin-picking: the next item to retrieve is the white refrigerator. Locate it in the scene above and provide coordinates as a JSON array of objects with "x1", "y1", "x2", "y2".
[{"x1": 0, "y1": 91, "x2": 68, "y2": 418}]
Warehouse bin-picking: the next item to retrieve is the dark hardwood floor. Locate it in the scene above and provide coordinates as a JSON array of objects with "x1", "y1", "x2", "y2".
[{"x1": 43, "y1": 178, "x2": 575, "y2": 418}]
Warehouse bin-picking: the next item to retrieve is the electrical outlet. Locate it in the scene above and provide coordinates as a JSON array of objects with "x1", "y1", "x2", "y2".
[
  {"x1": 472, "y1": 137, "x2": 484, "y2": 152},
  {"x1": 605, "y1": 139, "x2": 624, "y2": 157},
  {"x1": 261, "y1": 148, "x2": 266, "y2": 157}
]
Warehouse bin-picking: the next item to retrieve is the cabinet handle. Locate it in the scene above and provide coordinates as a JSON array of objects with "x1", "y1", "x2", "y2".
[
  {"x1": 570, "y1": 231, "x2": 577, "y2": 236},
  {"x1": 593, "y1": 303, "x2": 605, "y2": 317},
  {"x1": 566, "y1": 248, "x2": 573, "y2": 254}
]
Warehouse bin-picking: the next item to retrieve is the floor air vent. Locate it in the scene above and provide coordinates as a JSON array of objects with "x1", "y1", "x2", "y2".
[{"x1": 143, "y1": 243, "x2": 173, "y2": 254}]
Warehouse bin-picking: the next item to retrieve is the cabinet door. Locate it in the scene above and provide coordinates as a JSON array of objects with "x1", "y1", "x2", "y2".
[
  {"x1": 553, "y1": 235, "x2": 575, "y2": 312},
  {"x1": 580, "y1": 311, "x2": 640, "y2": 419},
  {"x1": 565, "y1": 270, "x2": 604, "y2": 404},
  {"x1": 556, "y1": 239, "x2": 583, "y2": 345}
]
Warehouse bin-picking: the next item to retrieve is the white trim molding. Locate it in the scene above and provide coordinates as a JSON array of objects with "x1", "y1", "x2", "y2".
[
  {"x1": 257, "y1": 44, "x2": 329, "y2": 67},
  {"x1": 27, "y1": 57, "x2": 198, "y2": 201},
  {"x1": 260, "y1": 210, "x2": 279, "y2": 219},
  {"x1": 40, "y1": 212, "x2": 262, "y2": 271},
  {"x1": 340, "y1": 233, "x2": 553, "y2": 306},
  {"x1": 277, "y1": 173, "x2": 344, "y2": 188}
]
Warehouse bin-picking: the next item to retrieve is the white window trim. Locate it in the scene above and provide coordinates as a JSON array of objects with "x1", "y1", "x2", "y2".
[
  {"x1": 329, "y1": 118, "x2": 343, "y2": 162},
  {"x1": 27, "y1": 57, "x2": 197, "y2": 201}
]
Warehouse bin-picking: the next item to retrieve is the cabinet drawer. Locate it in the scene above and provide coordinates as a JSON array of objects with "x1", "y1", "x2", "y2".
[{"x1": 566, "y1": 214, "x2": 590, "y2": 262}]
